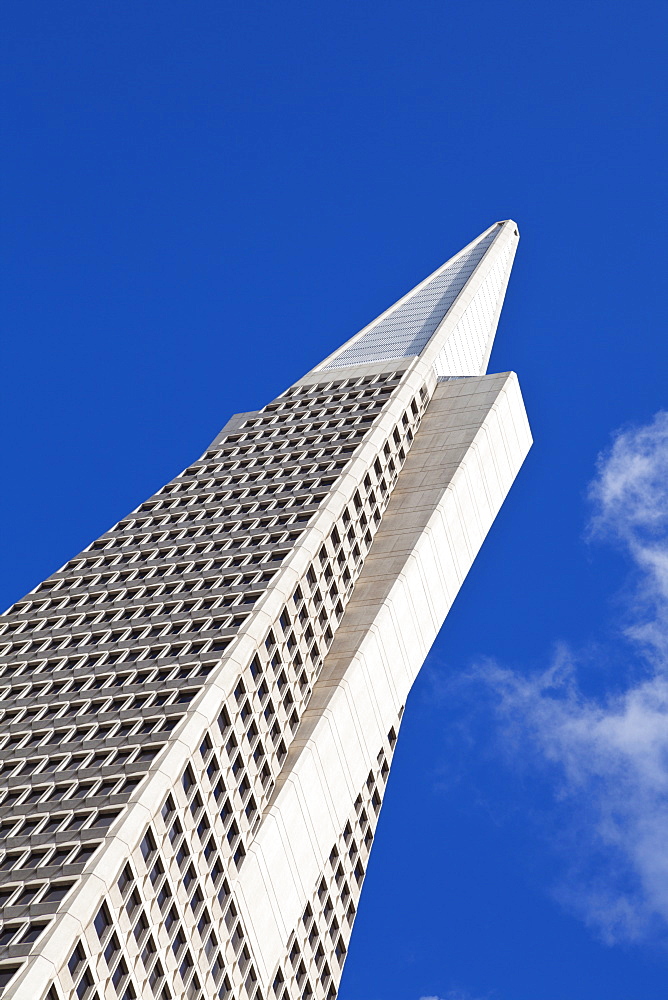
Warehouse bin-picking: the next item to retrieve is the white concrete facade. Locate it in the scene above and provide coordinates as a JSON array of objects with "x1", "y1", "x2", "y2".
[
  {"x1": 235, "y1": 373, "x2": 531, "y2": 984},
  {"x1": 0, "y1": 222, "x2": 530, "y2": 1000}
]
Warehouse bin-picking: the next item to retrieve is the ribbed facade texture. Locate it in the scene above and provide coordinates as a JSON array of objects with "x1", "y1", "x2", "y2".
[{"x1": 0, "y1": 221, "x2": 532, "y2": 1000}]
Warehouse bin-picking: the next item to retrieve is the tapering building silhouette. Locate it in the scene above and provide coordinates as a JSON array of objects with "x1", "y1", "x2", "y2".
[{"x1": 0, "y1": 221, "x2": 531, "y2": 1000}]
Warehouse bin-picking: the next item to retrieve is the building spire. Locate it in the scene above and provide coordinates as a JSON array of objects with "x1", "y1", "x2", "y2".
[{"x1": 318, "y1": 220, "x2": 518, "y2": 375}]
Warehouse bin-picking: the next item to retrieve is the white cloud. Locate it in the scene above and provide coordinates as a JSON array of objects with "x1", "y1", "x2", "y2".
[
  {"x1": 589, "y1": 411, "x2": 668, "y2": 660},
  {"x1": 419, "y1": 992, "x2": 490, "y2": 1000},
  {"x1": 477, "y1": 412, "x2": 668, "y2": 944}
]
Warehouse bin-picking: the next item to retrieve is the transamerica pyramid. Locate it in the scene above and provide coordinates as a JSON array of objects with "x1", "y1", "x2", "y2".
[{"x1": 0, "y1": 220, "x2": 531, "y2": 1000}]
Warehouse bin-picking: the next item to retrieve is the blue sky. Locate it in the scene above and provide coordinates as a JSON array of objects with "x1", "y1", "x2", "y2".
[{"x1": 3, "y1": 2, "x2": 668, "y2": 998}]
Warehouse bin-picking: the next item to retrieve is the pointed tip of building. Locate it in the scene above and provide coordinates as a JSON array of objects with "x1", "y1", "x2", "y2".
[
  {"x1": 497, "y1": 218, "x2": 519, "y2": 236},
  {"x1": 477, "y1": 218, "x2": 518, "y2": 236},
  {"x1": 319, "y1": 220, "x2": 519, "y2": 373},
  {"x1": 436, "y1": 219, "x2": 518, "y2": 274}
]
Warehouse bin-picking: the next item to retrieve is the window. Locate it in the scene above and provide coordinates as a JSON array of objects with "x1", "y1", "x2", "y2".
[
  {"x1": 0, "y1": 969, "x2": 19, "y2": 990},
  {"x1": 0, "y1": 927, "x2": 19, "y2": 947},
  {"x1": 68, "y1": 943, "x2": 85, "y2": 978},
  {"x1": 41, "y1": 883, "x2": 73, "y2": 904},
  {"x1": 94, "y1": 903, "x2": 111, "y2": 940},
  {"x1": 104, "y1": 934, "x2": 120, "y2": 967}
]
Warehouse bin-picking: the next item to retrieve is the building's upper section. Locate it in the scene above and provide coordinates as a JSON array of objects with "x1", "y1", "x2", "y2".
[{"x1": 316, "y1": 219, "x2": 519, "y2": 377}]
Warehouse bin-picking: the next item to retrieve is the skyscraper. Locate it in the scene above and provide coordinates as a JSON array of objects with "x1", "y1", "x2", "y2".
[{"x1": 0, "y1": 220, "x2": 531, "y2": 1000}]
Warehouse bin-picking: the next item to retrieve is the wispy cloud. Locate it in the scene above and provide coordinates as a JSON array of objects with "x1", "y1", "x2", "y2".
[
  {"x1": 419, "y1": 992, "x2": 491, "y2": 1000},
  {"x1": 589, "y1": 411, "x2": 668, "y2": 659},
  {"x1": 475, "y1": 412, "x2": 668, "y2": 944}
]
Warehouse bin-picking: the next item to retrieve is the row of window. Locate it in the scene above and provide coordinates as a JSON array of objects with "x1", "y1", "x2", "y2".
[
  {"x1": 0, "y1": 807, "x2": 121, "y2": 843},
  {"x1": 0, "y1": 879, "x2": 72, "y2": 912},
  {"x1": 0, "y1": 687, "x2": 194, "y2": 723},
  {"x1": 0, "y1": 840, "x2": 101, "y2": 877},
  {"x1": 0, "y1": 711, "x2": 179, "y2": 761},
  {"x1": 0, "y1": 772, "x2": 142, "y2": 812},
  {"x1": 2, "y1": 660, "x2": 213, "y2": 703},
  {"x1": 117, "y1": 479, "x2": 335, "y2": 526},
  {"x1": 11, "y1": 550, "x2": 286, "y2": 616}
]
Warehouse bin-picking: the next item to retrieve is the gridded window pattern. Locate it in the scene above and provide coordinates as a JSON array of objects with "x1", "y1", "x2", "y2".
[
  {"x1": 324, "y1": 226, "x2": 500, "y2": 368},
  {"x1": 190, "y1": 432, "x2": 422, "y2": 860},
  {"x1": 46, "y1": 717, "x2": 400, "y2": 1000},
  {"x1": 0, "y1": 368, "x2": 430, "y2": 992},
  {"x1": 48, "y1": 457, "x2": 417, "y2": 998},
  {"x1": 270, "y1": 722, "x2": 400, "y2": 1000},
  {"x1": 0, "y1": 370, "x2": 409, "y2": 687},
  {"x1": 50, "y1": 770, "x2": 267, "y2": 1000}
]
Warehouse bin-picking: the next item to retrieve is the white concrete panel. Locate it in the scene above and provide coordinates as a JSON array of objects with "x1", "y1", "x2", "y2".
[{"x1": 235, "y1": 373, "x2": 532, "y2": 987}]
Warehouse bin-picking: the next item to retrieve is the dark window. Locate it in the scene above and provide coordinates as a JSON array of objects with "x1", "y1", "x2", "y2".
[{"x1": 94, "y1": 903, "x2": 111, "y2": 940}]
